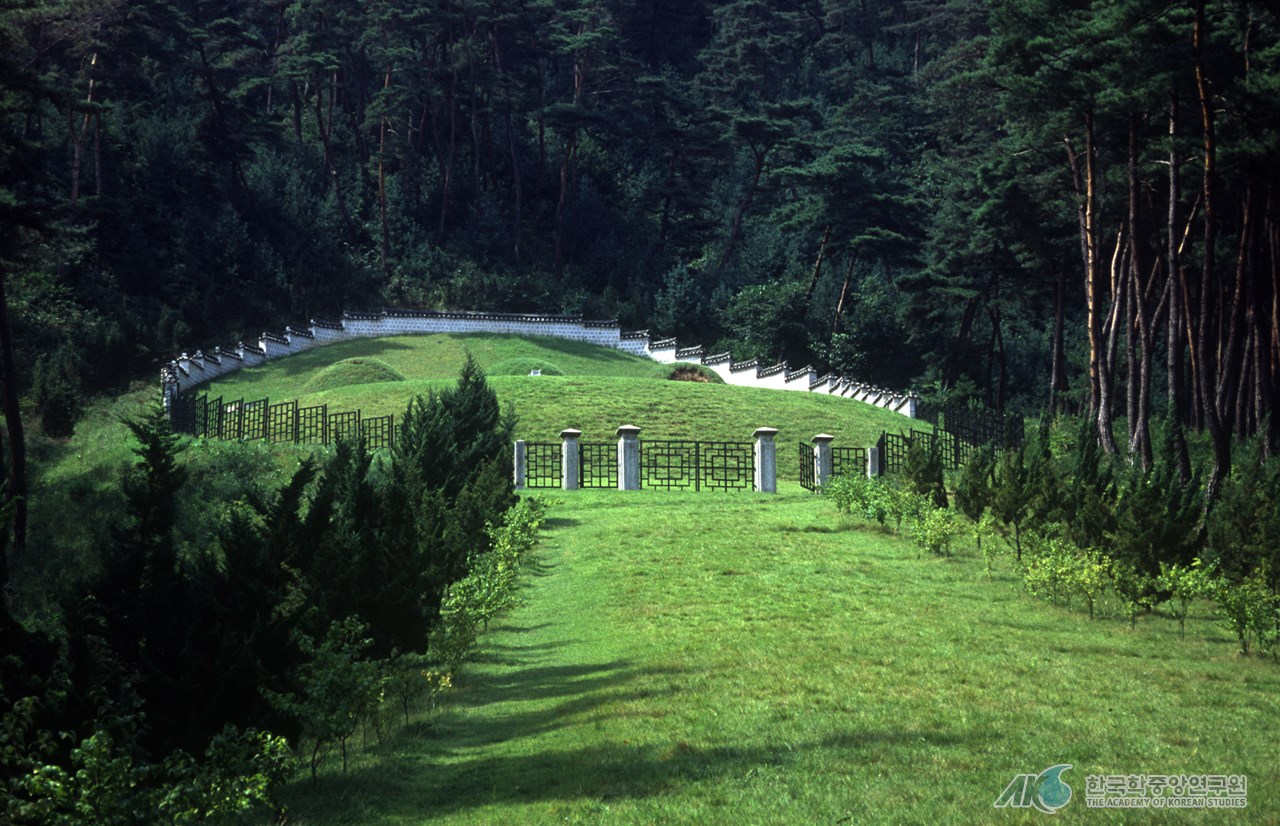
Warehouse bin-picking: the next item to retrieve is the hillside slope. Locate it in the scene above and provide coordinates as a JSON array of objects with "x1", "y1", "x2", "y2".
[{"x1": 196, "y1": 333, "x2": 913, "y2": 453}]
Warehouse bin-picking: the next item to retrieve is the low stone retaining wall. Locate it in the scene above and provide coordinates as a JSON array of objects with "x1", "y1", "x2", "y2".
[{"x1": 161, "y1": 308, "x2": 918, "y2": 418}]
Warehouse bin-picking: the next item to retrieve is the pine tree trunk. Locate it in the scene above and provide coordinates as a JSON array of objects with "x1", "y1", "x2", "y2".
[
  {"x1": 1167, "y1": 92, "x2": 1192, "y2": 479},
  {"x1": 1050, "y1": 264, "x2": 1069, "y2": 414},
  {"x1": 0, "y1": 266, "x2": 26, "y2": 556},
  {"x1": 1127, "y1": 112, "x2": 1152, "y2": 467},
  {"x1": 1194, "y1": 0, "x2": 1230, "y2": 503},
  {"x1": 805, "y1": 225, "x2": 833, "y2": 302}
]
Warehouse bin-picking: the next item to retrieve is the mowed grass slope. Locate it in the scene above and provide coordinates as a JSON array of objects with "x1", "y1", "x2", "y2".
[
  {"x1": 280, "y1": 489, "x2": 1280, "y2": 825},
  {"x1": 198, "y1": 334, "x2": 912, "y2": 459}
]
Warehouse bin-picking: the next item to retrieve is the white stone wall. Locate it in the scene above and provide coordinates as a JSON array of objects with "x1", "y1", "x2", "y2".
[{"x1": 162, "y1": 308, "x2": 919, "y2": 419}]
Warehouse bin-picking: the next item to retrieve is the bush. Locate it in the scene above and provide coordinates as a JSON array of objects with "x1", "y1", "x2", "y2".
[
  {"x1": 822, "y1": 474, "x2": 887, "y2": 526},
  {"x1": 1211, "y1": 569, "x2": 1277, "y2": 656},
  {"x1": 431, "y1": 497, "x2": 548, "y2": 672},
  {"x1": 954, "y1": 447, "x2": 995, "y2": 525},
  {"x1": 904, "y1": 437, "x2": 948, "y2": 509},
  {"x1": 263, "y1": 618, "x2": 386, "y2": 780},
  {"x1": 907, "y1": 506, "x2": 962, "y2": 557},
  {"x1": 1155, "y1": 560, "x2": 1214, "y2": 640}
]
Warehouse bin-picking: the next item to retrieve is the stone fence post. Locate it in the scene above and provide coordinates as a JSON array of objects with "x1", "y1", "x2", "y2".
[
  {"x1": 753, "y1": 427, "x2": 778, "y2": 493},
  {"x1": 617, "y1": 425, "x2": 641, "y2": 490},
  {"x1": 867, "y1": 444, "x2": 882, "y2": 478},
  {"x1": 513, "y1": 439, "x2": 527, "y2": 490},
  {"x1": 813, "y1": 434, "x2": 834, "y2": 488},
  {"x1": 560, "y1": 428, "x2": 581, "y2": 490}
]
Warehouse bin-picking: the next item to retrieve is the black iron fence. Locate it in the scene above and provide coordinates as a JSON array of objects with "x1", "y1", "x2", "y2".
[
  {"x1": 639, "y1": 440, "x2": 753, "y2": 491},
  {"x1": 914, "y1": 401, "x2": 1024, "y2": 450},
  {"x1": 525, "y1": 442, "x2": 562, "y2": 489},
  {"x1": 580, "y1": 442, "x2": 618, "y2": 489},
  {"x1": 171, "y1": 394, "x2": 397, "y2": 449},
  {"x1": 832, "y1": 446, "x2": 867, "y2": 479},
  {"x1": 519, "y1": 439, "x2": 753, "y2": 491},
  {"x1": 799, "y1": 442, "x2": 817, "y2": 491}
]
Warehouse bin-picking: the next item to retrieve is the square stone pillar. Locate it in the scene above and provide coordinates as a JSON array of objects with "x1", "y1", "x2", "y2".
[
  {"x1": 867, "y1": 444, "x2": 882, "y2": 478},
  {"x1": 616, "y1": 425, "x2": 641, "y2": 490},
  {"x1": 812, "y1": 434, "x2": 835, "y2": 488},
  {"x1": 753, "y1": 427, "x2": 778, "y2": 493},
  {"x1": 513, "y1": 439, "x2": 527, "y2": 490},
  {"x1": 560, "y1": 429, "x2": 581, "y2": 490}
]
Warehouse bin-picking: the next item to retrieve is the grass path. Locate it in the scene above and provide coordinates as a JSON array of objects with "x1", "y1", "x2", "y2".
[{"x1": 281, "y1": 488, "x2": 1280, "y2": 824}]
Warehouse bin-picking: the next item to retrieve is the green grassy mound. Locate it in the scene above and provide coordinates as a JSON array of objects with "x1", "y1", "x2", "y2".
[
  {"x1": 188, "y1": 333, "x2": 911, "y2": 466},
  {"x1": 486, "y1": 357, "x2": 566, "y2": 376},
  {"x1": 303, "y1": 357, "x2": 406, "y2": 393},
  {"x1": 667, "y1": 362, "x2": 725, "y2": 383}
]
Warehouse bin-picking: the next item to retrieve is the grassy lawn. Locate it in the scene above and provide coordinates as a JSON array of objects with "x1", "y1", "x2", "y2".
[
  {"x1": 200, "y1": 334, "x2": 674, "y2": 399},
  {"x1": 194, "y1": 333, "x2": 913, "y2": 466},
  {"x1": 279, "y1": 487, "x2": 1280, "y2": 824}
]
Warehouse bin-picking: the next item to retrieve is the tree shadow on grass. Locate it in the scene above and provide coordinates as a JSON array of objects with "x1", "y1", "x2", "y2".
[{"x1": 288, "y1": 726, "x2": 978, "y2": 822}]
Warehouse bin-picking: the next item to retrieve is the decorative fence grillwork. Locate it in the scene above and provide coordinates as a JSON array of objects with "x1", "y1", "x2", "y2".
[
  {"x1": 698, "y1": 442, "x2": 753, "y2": 491},
  {"x1": 242, "y1": 399, "x2": 268, "y2": 441},
  {"x1": 831, "y1": 446, "x2": 867, "y2": 479},
  {"x1": 175, "y1": 394, "x2": 397, "y2": 450},
  {"x1": 915, "y1": 401, "x2": 1024, "y2": 450},
  {"x1": 880, "y1": 431, "x2": 912, "y2": 474},
  {"x1": 641, "y1": 440, "x2": 700, "y2": 490},
  {"x1": 297, "y1": 404, "x2": 328, "y2": 444},
  {"x1": 361, "y1": 415, "x2": 396, "y2": 449},
  {"x1": 640, "y1": 440, "x2": 753, "y2": 491},
  {"x1": 799, "y1": 442, "x2": 817, "y2": 491},
  {"x1": 524, "y1": 443, "x2": 562, "y2": 488},
  {"x1": 908, "y1": 428, "x2": 941, "y2": 468},
  {"x1": 329, "y1": 411, "x2": 361, "y2": 444},
  {"x1": 268, "y1": 401, "x2": 297, "y2": 443},
  {"x1": 580, "y1": 442, "x2": 618, "y2": 489}
]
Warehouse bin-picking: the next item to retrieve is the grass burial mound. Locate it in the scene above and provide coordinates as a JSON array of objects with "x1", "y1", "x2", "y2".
[
  {"x1": 303, "y1": 357, "x2": 407, "y2": 393},
  {"x1": 194, "y1": 333, "x2": 911, "y2": 462}
]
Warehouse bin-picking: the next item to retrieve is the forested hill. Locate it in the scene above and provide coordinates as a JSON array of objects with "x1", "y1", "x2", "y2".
[{"x1": 2, "y1": 2, "x2": 1279, "y2": 455}]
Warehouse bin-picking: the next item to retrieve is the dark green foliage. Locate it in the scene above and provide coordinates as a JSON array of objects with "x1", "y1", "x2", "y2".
[
  {"x1": 1062, "y1": 417, "x2": 1116, "y2": 551},
  {"x1": 992, "y1": 443, "x2": 1035, "y2": 561},
  {"x1": 31, "y1": 349, "x2": 82, "y2": 439},
  {"x1": 7, "y1": 359, "x2": 522, "y2": 814},
  {"x1": 904, "y1": 437, "x2": 947, "y2": 510},
  {"x1": 1110, "y1": 461, "x2": 1202, "y2": 588},
  {"x1": 1206, "y1": 452, "x2": 1280, "y2": 588},
  {"x1": 954, "y1": 447, "x2": 995, "y2": 523}
]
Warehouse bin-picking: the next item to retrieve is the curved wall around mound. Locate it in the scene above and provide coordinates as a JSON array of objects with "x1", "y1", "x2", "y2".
[{"x1": 161, "y1": 309, "x2": 918, "y2": 418}]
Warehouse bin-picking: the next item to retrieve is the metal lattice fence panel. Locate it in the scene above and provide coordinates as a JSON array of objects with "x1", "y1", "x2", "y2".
[
  {"x1": 242, "y1": 399, "x2": 268, "y2": 441},
  {"x1": 204, "y1": 396, "x2": 223, "y2": 439},
  {"x1": 698, "y1": 442, "x2": 752, "y2": 491},
  {"x1": 640, "y1": 440, "x2": 699, "y2": 490},
  {"x1": 941, "y1": 403, "x2": 1024, "y2": 450},
  {"x1": 799, "y1": 442, "x2": 817, "y2": 491},
  {"x1": 329, "y1": 410, "x2": 361, "y2": 444},
  {"x1": 361, "y1": 415, "x2": 395, "y2": 449},
  {"x1": 881, "y1": 432, "x2": 911, "y2": 474},
  {"x1": 222, "y1": 399, "x2": 246, "y2": 441},
  {"x1": 169, "y1": 394, "x2": 198, "y2": 434},
  {"x1": 297, "y1": 404, "x2": 328, "y2": 444},
  {"x1": 831, "y1": 446, "x2": 867, "y2": 479},
  {"x1": 910, "y1": 429, "x2": 940, "y2": 468},
  {"x1": 525, "y1": 442, "x2": 562, "y2": 488},
  {"x1": 580, "y1": 442, "x2": 618, "y2": 488},
  {"x1": 268, "y1": 401, "x2": 297, "y2": 443}
]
